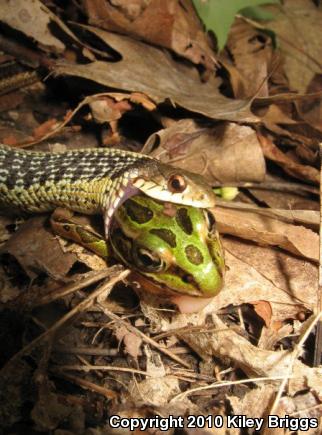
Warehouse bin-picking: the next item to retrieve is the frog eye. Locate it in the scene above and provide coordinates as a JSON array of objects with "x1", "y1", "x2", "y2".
[
  {"x1": 168, "y1": 174, "x2": 187, "y2": 193},
  {"x1": 134, "y1": 248, "x2": 165, "y2": 272},
  {"x1": 204, "y1": 210, "x2": 216, "y2": 233}
]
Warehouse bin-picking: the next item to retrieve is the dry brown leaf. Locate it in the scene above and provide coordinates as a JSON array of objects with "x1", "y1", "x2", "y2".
[
  {"x1": 218, "y1": 201, "x2": 319, "y2": 228},
  {"x1": 296, "y1": 74, "x2": 322, "y2": 132},
  {"x1": 222, "y1": 238, "x2": 317, "y2": 314},
  {"x1": 144, "y1": 120, "x2": 266, "y2": 183},
  {"x1": 228, "y1": 385, "x2": 276, "y2": 419},
  {"x1": 257, "y1": 110, "x2": 322, "y2": 150},
  {"x1": 83, "y1": 0, "x2": 217, "y2": 74},
  {"x1": 0, "y1": 0, "x2": 72, "y2": 53},
  {"x1": 179, "y1": 314, "x2": 321, "y2": 392},
  {"x1": 258, "y1": 133, "x2": 320, "y2": 184},
  {"x1": 0, "y1": 216, "x2": 77, "y2": 280},
  {"x1": 115, "y1": 325, "x2": 142, "y2": 359},
  {"x1": 259, "y1": 104, "x2": 298, "y2": 134},
  {"x1": 245, "y1": 186, "x2": 319, "y2": 213},
  {"x1": 264, "y1": 0, "x2": 322, "y2": 93},
  {"x1": 90, "y1": 97, "x2": 132, "y2": 124},
  {"x1": 0, "y1": 266, "x2": 21, "y2": 303},
  {"x1": 128, "y1": 375, "x2": 180, "y2": 407},
  {"x1": 32, "y1": 119, "x2": 58, "y2": 140},
  {"x1": 257, "y1": 323, "x2": 293, "y2": 350},
  {"x1": 251, "y1": 300, "x2": 273, "y2": 328},
  {"x1": 139, "y1": 236, "x2": 317, "y2": 328},
  {"x1": 56, "y1": 236, "x2": 106, "y2": 271},
  {"x1": 55, "y1": 27, "x2": 259, "y2": 123},
  {"x1": 215, "y1": 207, "x2": 319, "y2": 263},
  {"x1": 223, "y1": 18, "x2": 273, "y2": 98},
  {"x1": 89, "y1": 92, "x2": 156, "y2": 125}
]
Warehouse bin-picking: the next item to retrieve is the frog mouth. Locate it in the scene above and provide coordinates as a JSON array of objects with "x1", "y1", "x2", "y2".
[
  {"x1": 130, "y1": 271, "x2": 215, "y2": 313},
  {"x1": 129, "y1": 269, "x2": 204, "y2": 298}
]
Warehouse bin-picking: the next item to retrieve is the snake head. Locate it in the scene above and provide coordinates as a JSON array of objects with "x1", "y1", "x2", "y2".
[{"x1": 132, "y1": 162, "x2": 216, "y2": 209}]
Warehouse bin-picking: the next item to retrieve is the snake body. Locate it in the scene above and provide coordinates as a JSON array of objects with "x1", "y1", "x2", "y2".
[{"x1": 0, "y1": 145, "x2": 215, "y2": 236}]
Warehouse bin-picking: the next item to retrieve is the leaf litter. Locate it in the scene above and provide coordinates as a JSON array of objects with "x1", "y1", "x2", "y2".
[{"x1": 0, "y1": 0, "x2": 321, "y2": 433}]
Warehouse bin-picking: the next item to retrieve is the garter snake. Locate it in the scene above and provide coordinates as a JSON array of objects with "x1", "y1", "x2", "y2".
[{"x1": 0, "y1": 145, "x2": 216, "y2": 236}]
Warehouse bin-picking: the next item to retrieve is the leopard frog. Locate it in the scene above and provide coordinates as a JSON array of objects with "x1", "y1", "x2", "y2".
[{"x1": 51, "y1": 195, "x2": 225, "y2": 298}]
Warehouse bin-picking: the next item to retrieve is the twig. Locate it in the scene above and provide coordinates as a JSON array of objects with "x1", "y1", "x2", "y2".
[
  {"x1": 55, "y1": 372, "x2": 117, "y2": 400},
  {"x1": 53, "y1": 364, "x2": 151, "y2": 377},
  {"x1": 36, "y1": 268, "x2": 111, "y2": 306},
  {"x1": 172, "y1": 375, "x2": 294, "y2": 401},
  {"x1": 54, "y1": 345, "x2": 119, "y2": 357}
]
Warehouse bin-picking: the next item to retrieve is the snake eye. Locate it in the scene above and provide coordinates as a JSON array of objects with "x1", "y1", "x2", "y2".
[
  {"x1": 135, "y1": 248, "x2": 164, "y2": 272},
  {"x1": 168, "y1": 174, "x2": 187, "y2": 193}
]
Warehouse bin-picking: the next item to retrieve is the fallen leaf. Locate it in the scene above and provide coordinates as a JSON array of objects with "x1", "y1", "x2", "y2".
[
  {"x1": 257, "y1": 323, "x2": 293, "y2": 350},
  {"x1": 145, "y1": 119, "x2": 266, "y2": 183},
  {"x1": 115, "y1": 325, "x2": 142, "y2": 358},
  {"x1": 251, "y1": 300, "x2": 273, "y2": 327},
  {"x1": 244, "y1": 183, "x2": 319, "y2": 212},
  {"x1": 90, "y1": 97, "x2": 132, "y2": 124},
  {"x1": 0, "y1": 0, "x2": 68, "y2": 53},
  {"x1": 264, "y1": 0, "x2": 322, "y2": 93},
  {"x1": 139, "y1": 235, "x2": 317, "y2": 325},
  {"x1": 83, "y1": 0, "x2": 217, "y2": 73},
  {"x1": 215, "y1": 206, "x2": 319, "y2": 262},
  {"x1": 224, "y1": 18, "x2": 273, "y2": 98},
  {"x1": 228, "y1": 385, "x2": 276, "y2": 419},
  {"x1": 0, "y1": 216, "x2": 77, "y2": 280},
  {"x1": 32, "y1": 119, "x2": 58, "y2": 140},
  {"x1": 258, "y1": 133, "x2": 320, "y2": 184},
  {"x1": 179, "y1": 313, "x2": 321, "y2": 392},
  {"x1": 296, "y1": 74, "x2": 322, "y2": 132},
  {"x1": 55, "y1": 27, "x2": 259, "y2": 123},
  {"x1": 129, "y1": 375, "x2": 180, "y2": 407}
]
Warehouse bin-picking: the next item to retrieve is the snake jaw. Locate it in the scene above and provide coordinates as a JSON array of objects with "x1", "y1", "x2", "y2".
[{"x1": 104, "y1": 181, "x2": 140, "y2": 237}]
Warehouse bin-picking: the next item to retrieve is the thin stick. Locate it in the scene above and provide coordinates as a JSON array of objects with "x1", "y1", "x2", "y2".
[
  {"x1": 56, "y1": 372, "x2": 117, "y2": 400},
  {"x1": 36, "y1": 268, "x2": 111, "y2": 306},
  {"x1": 172, "y1": 375, "x2": 294, "y2": 401},
  {"x1": 53, "y1": 364, "x2": 151, "y2": 377}
]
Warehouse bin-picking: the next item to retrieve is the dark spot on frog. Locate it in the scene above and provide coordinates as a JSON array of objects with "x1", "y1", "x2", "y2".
[
  {"x1": 124, "y1": 199, "x2": 153, "y2": 224},
  {"x1": 149, "y1": 228, "x2": 176, "y2": 248},
  {"x1": 175, "y1": 208, "x2": 193, "y2": 235},
  {"x1": 185, "y1": 244, "x2": 203, "y2": 265}
]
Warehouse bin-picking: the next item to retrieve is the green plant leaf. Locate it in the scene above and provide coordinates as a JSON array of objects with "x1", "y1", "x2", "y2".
[{"x1": 193, "y1": 0, "x2": 280, "y2": 50}]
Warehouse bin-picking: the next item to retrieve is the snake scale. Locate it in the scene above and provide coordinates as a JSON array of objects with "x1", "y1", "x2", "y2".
[{"x1": 0, "y1": 145, "x2": 215, "y2": 236}]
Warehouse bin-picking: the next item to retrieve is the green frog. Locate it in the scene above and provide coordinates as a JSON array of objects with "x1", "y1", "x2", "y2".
[{"x1": 50, "y1": 195, "x2": 225, "y2": 299}]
